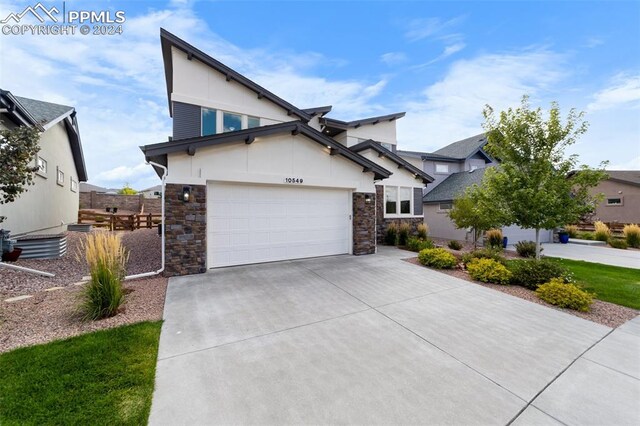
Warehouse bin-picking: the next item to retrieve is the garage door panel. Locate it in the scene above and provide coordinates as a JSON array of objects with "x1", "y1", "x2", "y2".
[{"x1": 207, "y1": 183, "x2": 351, "y2": 268}]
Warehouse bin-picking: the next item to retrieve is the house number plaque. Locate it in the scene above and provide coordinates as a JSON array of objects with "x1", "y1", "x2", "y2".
[{"x1": 284, "y1": 177, "x2": 304, "y2": 184}]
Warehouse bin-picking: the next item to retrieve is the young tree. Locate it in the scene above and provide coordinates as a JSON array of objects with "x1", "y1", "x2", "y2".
[
  {"x1": 0, "y1": 124, "x2": 41, "y2": 224},
  {"x1": 118, "y1": 183, "x2": 137, "y2": 195},
  {"x1": 482, "y1": 96, "x2": 607, "y2": 259},
  {"x1": 448, "y1": 180, "x2": 509, "y2": 248}
]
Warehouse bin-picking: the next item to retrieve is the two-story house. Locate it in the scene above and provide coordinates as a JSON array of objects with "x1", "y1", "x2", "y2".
[
  {"x1": 398, "y1": 134, "x2": 553, "y2": 244},
  {"x1": 141, "y1": 29, "x2": 432, "y2": 276},
  {"x1": 0, "y1": 90, "x2": 87, "y2": 236}
]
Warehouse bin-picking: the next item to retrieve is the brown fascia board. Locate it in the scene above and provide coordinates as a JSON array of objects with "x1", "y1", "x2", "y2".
[
  {"x1": 160, "y1": 29, "x2": 312, "y2": 122},
  {"x1": 350, "y1": 140, "x2": 434, "y2": 184},
  {"x1": 140, "y1": 121, "x2": 392, "y2": 180},
  {"x1": 320, "y1": 112, "x2": 406, "y2": 130}
]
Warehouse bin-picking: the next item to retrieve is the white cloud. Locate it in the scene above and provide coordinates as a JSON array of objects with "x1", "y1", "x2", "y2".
[
  {"x1": 404, "y1": 16, "x2": 466, "y2": 42},
  {"x1": 609, "y1": 156, "x2": 640, "y2": 170},
  {"x1": 380, "y1": 52, "x2": 408, "y2": 66},
  {"x1": 587, "y1": 74, "x2": 640, "y2": 111}
]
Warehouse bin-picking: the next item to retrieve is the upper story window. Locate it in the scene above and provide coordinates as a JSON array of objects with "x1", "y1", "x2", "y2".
[
  {"x1": 248, "y1": 116, "x2": 260, "y2": 129},
  {"x1": 36, "y1": 156, "x2": 47, "y2": 177},
  {"x1": 70, "y1": 177, "x2": 78, "y2": 193},
  {"x1": 380, "y1": 142, "x2": 393, "y2": 151},
  {"x1": 202, "y1": 108, "x2": 217, "y2": 136},
  {"x1": 223, "y1": 112, "x2": 242, "y2": 132},
  {"x1": 385, "y1": 186, "x2": 413, "y2": 216},
  {"x1": 56, "y1": 167, "x2": 64, "y2": 186},
  {"x1": 435, "y1": 164, "x2": 449, "y2": 174}
]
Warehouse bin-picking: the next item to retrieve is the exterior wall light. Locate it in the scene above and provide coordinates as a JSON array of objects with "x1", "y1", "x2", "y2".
[
  {"x1": 182, "y1": 186, "x2": 191, "y2": 202},
  {"x1": 365, "y1": 194, "x2": 372, "y2": 204}
]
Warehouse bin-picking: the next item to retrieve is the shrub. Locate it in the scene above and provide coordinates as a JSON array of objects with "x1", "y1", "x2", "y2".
[
  {"x1": 417, "y1": 223, "x2": 429, "y2": 240},
  {"x1": 418, "y1": 248, "x2": 458, "y2": 269},
  {"x1": 467, "y1": 258, "x2": 512, "y2": 284},
  {"x1": 623, "y1": 224, "x2": 640, "y2": 248},
  {"x1": 77, "y1": 232, "x2": 129, "y2": 320},
  {"x1": 462, "y1": 248, "x2": 506, "y2": 266},
  {"x1": 407, "y1": 237, "x2": 434, "y2": 252},
  {"x1": 515, "y1": 240, "x2": 539, "y2": 258},
  {"x1": 536, "y1": 278, "x2": 594, "y2": 312},
  {"x1": 485, "y1": 229, "x2": 503, "y2": 249},
  {"x1": 398, "y1": 222, "x2": 411, "y2": 246},
  {"x1": 507, "y1": 259, "x2": 570, "y2": 290},
  {"x1": 564, "y1": 225, "x2": 578, "y2": 238},
  {"x1": 94, "y1": 216, "x2": 105, "y2": 223},
  {"x1": 577, "y1": 231, "x2": 594, "y2": 240},
  {"x1": 594, "y1": 221, "x2": 611, "y2": 242},
  {"x1": 447, "y1": 240, "x2": 463, "y2": 250},
  {"x1": 385, "y1": 223, "x2": 398, "y2": 245},
  {"x1": 609, "y1": 239, "x2": 628, "y2": 249}
]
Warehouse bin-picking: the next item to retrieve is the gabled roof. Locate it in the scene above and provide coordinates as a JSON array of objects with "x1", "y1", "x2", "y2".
[
  {"x1": 423, "y1": 168, "x2": 487, "y2": 203},
  {"x1": 141, "y1": 184, "x2": 162, "y2": 192},
  {"x1": 0, "y1": 89, "x2": 88, "y2": 182},
  {"x1": 140, "y1": 121, "x2": 392, "y2": 180},
  {"x1": 160, "y1": 29, "x2": 312, "y2": 122},
  {"x1": 302, "y1": 105, "x2": 332, "y2": 117},
  {"x1": 606, "y1": 170, "x2": 640, "y2": 187},
  {"x1": 321, "y1": 112, "x2": 405, "y2": 130},
  {"x1": 397, "y1": 149, "x2": 464, "y2": 163},
  {"x1": 80, "y1": 182, "x2": 109, "y2": 193},
  {"x1": 349, "y1": 140, "x2": 433, "y2": 184},
  {"x1": 432, "y1": 133, "x2": 488, "y2": 159}
]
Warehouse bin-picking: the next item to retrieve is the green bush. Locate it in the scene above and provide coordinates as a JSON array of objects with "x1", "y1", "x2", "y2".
[
  {"x1": 577, "y1": 231, "x2": 594, "y2": 240},
  {"x1": 485, "y1": 229, "x2": 504, "y2": 249},
  {"x1": 462, "y1": 248, "x2": 506, "y2": 266},
  {"x1": 507, "y1": 259, "x2": 570, "y2": 290},
  {"x1": 385, "y1": 223, "x2": 398, "y2": 245},
  {"x1": 515, "y1": 240, "x2": 539, "y2": 258},
  {"x1": 407, "y1": 237, "x2": 434, "y2": 252},
  {"x1": 418, "y1": 248, "x2": 458, "y2": 269},
  {"x1": 609, "y1": 239, "x2": 628, "y2": 249},
  {"x1": 623, "y1": 224, "x2": 640, "y2": 248},
  {"x1": 536, "y1": 278, "x2": 594, "y2": 312},
  {"x1": 398, "y1": 222, "x2": 411, "y2": 246},
  {"x1": 417, "y1": 223, "x2": 429, "y2": 240},
  {"x1": 467, "y1": 258, "x2": 512, "y2": 284},
  {"x1": 447, "y1": 240, "x2": 463, "y2": 250}
]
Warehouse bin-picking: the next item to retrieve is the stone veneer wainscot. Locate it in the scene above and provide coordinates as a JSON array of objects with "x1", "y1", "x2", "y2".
[{"x1": 352, "y1": 192, "x2": 376, "y2": 255}]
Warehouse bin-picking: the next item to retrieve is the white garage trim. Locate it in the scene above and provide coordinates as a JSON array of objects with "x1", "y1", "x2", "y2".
[{"x1": 207, "y1": 182, "x2": 352, "y2": 268}]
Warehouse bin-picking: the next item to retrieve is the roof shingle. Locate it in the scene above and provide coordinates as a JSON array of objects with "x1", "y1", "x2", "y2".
[
  {"x1": 423, "y1": 168, "x2": 487, "y2": 203},
  {"x1": 14, "y1": 96, "x2": 74, "y2": 126}
]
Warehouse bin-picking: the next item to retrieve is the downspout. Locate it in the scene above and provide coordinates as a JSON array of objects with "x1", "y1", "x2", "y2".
[{"x1": 124, "y1": 161, "x2": 167, "y2": 281}]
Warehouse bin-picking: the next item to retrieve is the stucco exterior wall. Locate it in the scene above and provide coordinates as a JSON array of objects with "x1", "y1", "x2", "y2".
[
  {"x1": 171, "y1": 46, "x2": 293, "y2": 125},
  {"x1": 344, "y1": 120, "x2": 397, "y2": 146},
  {"x1": 424, "y1": 204, "x2": 469, "y2": 241},
  {"x1": 590, "y1": 180, "x2": 640, "y2": 223},
  {"x1": 0, "y1": 122, "x2": 80, "y2": 235},
  {"x1": 423, "y1": 160, "x2": 463, "y2": 193},
  {"x1": 166, "y1": 133, "x2": 377, "y2": 193}
]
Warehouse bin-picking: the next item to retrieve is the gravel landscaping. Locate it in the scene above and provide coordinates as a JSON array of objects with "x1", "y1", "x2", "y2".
[
  {"x1": 0, "y1": 228, "x2": 161, "y2": 298},
  {"x1": 403, "y1": 257, "x2": 639, "y2": 328},
  {"x1": 0, "y1": 228, "x2": 166, "y2": 353}
]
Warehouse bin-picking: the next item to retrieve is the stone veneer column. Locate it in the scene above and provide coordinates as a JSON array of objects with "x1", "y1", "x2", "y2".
[
  {"x1": 164, "y1": 184, "x2": 207, "y2": 277},
  {"x1": 352, "y1": 192, "x2": 376, "y2": 255}
]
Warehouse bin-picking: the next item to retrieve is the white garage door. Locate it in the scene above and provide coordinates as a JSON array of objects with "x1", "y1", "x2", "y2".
[
  {"x1": 502, "y1": 225, "x2": 552, "y2": 244},
  {"x1": 207, "y1": 183, "x2": 351, "y2": 268}
]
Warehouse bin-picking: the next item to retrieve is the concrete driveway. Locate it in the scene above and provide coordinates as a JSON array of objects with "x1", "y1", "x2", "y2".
[
  {"x1": 150, "y1": 247, "x2": 639, "y2": 425},
  {"x1": 539, "y1": 242, "x2": 640, "y2": 269}
]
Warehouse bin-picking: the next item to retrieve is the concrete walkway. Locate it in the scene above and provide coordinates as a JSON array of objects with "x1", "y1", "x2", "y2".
[
  {"x1": 539, "y1": 242, "x2": 640, "y2": 269},
  {"x1": 150, "y1": 247, "x2": 639, "y2": 425}
]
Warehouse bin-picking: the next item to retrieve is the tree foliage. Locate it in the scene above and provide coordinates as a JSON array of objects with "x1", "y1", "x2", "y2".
[
  {"x1": 481, "y1": 96, "x2": 607, "y2": 258},
  {"x1": 118, "y1": 183, "x2": 137, "y2": 195},
  {"x1": 0, "y1": 124, "x2": 41, "y2": 223}
]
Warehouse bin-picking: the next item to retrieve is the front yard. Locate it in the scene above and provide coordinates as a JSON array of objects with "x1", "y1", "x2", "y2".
[{"x1": 0, "y1": 321, "x2": 161, "y2": 425}]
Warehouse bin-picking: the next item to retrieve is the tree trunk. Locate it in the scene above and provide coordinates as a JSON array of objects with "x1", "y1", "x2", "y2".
[{"x1": 535, "y1": 228, "x2": 541, "y2": 260}]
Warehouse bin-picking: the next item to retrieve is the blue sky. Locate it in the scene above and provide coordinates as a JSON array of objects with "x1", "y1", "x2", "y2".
[{"x1": 0, "y1": 0, "x2": 638, "y2": 190}]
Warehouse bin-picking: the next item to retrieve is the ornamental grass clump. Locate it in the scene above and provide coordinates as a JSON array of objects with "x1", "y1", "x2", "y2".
[
  {"x1": 77, "y1": 232, "x2": 129, "y2": 320},
  {"x1": 623, "y1": 224, "x2": 640, "y2": 248},
  {"x1": 417, "y1": 223, "x2": 429, "y2": 240},
  {"x1": 593, "y1": 221, "x2": 611, "y2": 242},
  {"x1": 564, "y1": 225, "x2": 578, "y2": 238},
  {"x1": 485, "y1": 229, "x2": 503, "y2": 249},
  {"x1": 398, "y1": 222, "x2": 411, "y2": 246},
  {"x1": 447, "y1": 240, "x2": 463, "y2": 250},
  {"x1": 385, "y1": 223, "x2": 398, "y2": 245},
  {"x1": 536, "y1": 278, "x2": 594, "y2": 312}
]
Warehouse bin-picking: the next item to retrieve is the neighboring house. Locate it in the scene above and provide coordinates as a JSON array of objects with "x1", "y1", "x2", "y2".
[
  {"x1": 140, "y1": 185, "x2": 162, "y2": 199},
  {"x1": 589, "y1": 170, "x2": 640, "y2": 224},
  {"x1": 141, "y1": 29, "x2": 432, "y2": 276},
  {"x1": 398, "y1": 134, "x2": 553, "y2": 244},
  {"x1": 0, "y1": 90, "x2": 87, "y2": 236},
  {"x1": 79, "y1": 182, "x2": 111, "y2": 193}
]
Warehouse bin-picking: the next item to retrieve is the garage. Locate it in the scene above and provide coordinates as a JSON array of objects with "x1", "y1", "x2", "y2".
[{"x1": 207, "y1": 182, "x2": 352, "y2": 268}]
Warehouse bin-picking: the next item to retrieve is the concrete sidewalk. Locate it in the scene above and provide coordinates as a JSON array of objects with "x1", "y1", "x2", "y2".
[
  {"x1": 509, "y1": 242, "x2": 640, "y2": 269},
  {"x1": 149, "y1": 247, "x2": 638, "y2": 425}
]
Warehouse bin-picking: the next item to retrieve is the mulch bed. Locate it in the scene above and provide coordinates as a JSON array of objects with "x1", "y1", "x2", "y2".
[{"x1": 403, "y1": 257, "x2": 639, "y2": 328}]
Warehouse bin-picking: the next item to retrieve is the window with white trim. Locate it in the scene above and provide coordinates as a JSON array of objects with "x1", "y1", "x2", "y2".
[
  {"x1": 36, "y1": 156, "x2": 47, "y2": 177},
  {"x1": 56, "y1": 167, "x2": 64, "y2": 186},
  {"x1": 385, "y1": 186, "x2": 414, "y2": 216},
  {"x1": 70, "y1": 177, "x2": 78, "y2": 192},
  {"x1": 435, "y1": 164, "x2": 449, "y2": 174},
  {"x1": 606, "y1": 197, "x2": 623, "y2": 206}
]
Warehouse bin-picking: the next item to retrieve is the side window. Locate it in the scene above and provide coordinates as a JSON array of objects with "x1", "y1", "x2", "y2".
[
  {"x1": 223, "y1": 112, "x2": 242, "y2": 132},
  {"x1": 56, "y1": 167, "x2": 65, "y2": 186},
  {"x1": 399, "y1": 187, "x2": 411, "y2": 214},
  {"x1": 202, "y1": 108, "x2": 217, "y2": 136},
  {"x1": 385, "y1": 186, "x2": 397, "y2": 214},
  {"x1": 435, "y1": 164, "x2": 449, "y2": 174},
  {"x1": 36, "y1": 156, "x2": 47, "y2": 177},
  {"x1": 247, "y1": 116, "x2": 260, "y2": 129}
]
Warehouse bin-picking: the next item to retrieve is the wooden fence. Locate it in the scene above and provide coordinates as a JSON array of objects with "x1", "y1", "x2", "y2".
[
  {"x1": 576, "y1": 222, "x2": 627, "y2": 234},
  {"x1": 78, "y1": 210, "x2": 162, "y2": 231}
]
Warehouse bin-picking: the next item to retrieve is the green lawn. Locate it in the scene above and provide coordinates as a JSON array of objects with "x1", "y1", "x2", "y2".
[
  {"x1": 548, "y1": 258, "x2": 640, "y2": 310},
  {"x1": 0, "y1": 321, "x2": 162, "y2": 426}
]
